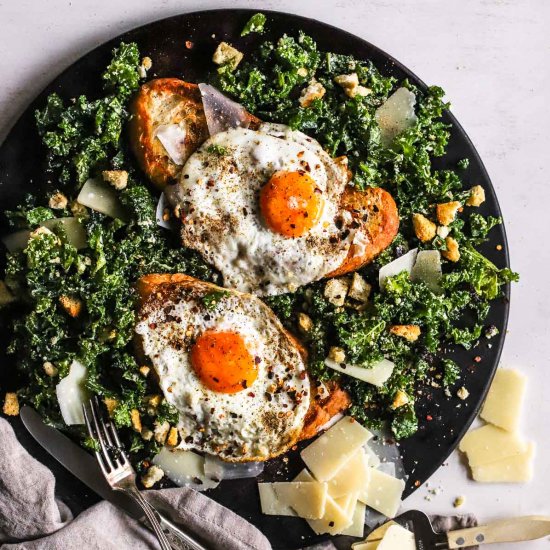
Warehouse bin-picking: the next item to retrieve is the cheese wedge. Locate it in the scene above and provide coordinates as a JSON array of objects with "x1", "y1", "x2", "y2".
[
  {"x1": 301, "y1": 416, "x2": 373, "y2": 481},
  {"x1": 360, "y1": 467, "x2": 405, "y2": 518},
  {"x1": 258, "y1": 483, "x2": 296, "y2": 516},
  {"x1": 376, "y1": 524, "x2": 415, "y2": 550},
  {"x1": 459, "y1": 424, "x2": 528, "y2": 467},
  {"x1": 480, "y1": 369, "x2": 526, "y2": 432},
  {"x1": 272, "y1": 482, "x2": 328, "y2": 519},
  {"x1": 471, "y1": 442, "x2": 535, "y2": 483},
  {"x1": 306, "y1": 493, "x2": 355, "y2": 535}
]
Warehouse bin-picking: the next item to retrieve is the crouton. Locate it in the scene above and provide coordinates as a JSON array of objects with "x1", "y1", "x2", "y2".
[
  {"x1": 166, "y1": 426, "x2": 179, "y2": 447},
  {"x1": 102, "y1": 170, "x2": 128, "y2": 190},
  {"x1": 324, "y1": 277, "x2": 350, "y2": 307},
  {"x1": 389, "y1": 324, "x2": 421, "y2": 342},
  {"x1": 141, "y1": 427, "x2": 154, "y2": 441},
  {"x1": 212, "y1": 42, "x2": 243, "y2": 69},
  {"x1": 2, "y1": 392, "x2": 19, "y2": 416},
  {"x1": 466, "y1": 185, "x2": 485, "y2": 207},
  {"x1": 141, "y1": 465, "x2": 164, "y2": 489},
  {"x1": 442, "y1": 236, "x2": 460, "y2": 262},
  {"x1": 0, "y1": 281, "x2": 15, "y2": 307},
  {"x1": 457, "y1": 386, "x2": 470, "y2": 400},
  {"x1": 412, "y1": 213, "x2": 436, "y2": 242},
  {"x1": 299, "y1": 79, "x2": 326, "y2": 108},
  {"x1": 59, "y1": 295, "x2": 83, "y2": 318},
  {"x1": 139, "y1": 365, "x2": 150, "y2": 377},
  {"x1": 145, "y1": 394, "x2": 163, "y2": 415},
  {"x1": 154, "y1": 420, "x2": 170, "y2": 444},
  {"x1": 391, "y1": 390, "x2": 410, "y2": 410},
  {"x1": 298, "y1": 312, "x2": 313, "y2": 333},
  {"x1": 48, "y1": 192, "x2": 68, "y2": 210},
  {"x1": 328, "y1": 346, "x2": 346, "y2": 363},
  {"x1": 334, "y1": 73, "x2": 359, "y2": 97},
  {"x1": 70, "y1": 200, "x2": 88, "y2": 219},
  {"x1": 130, "y1": 409, "x2": 142, "y2": 433},
  {"x1": 141, "y1": 56, "x2": 153, "y2": 71},
  {"x1": 104, "y1": 397, "x2": 118, "y2": 417},
  {"x1": 347, "y1": 273, "x2": 371, "y2": 303},
  {"x1": 436, "y1": 201, "x2": 461, "y2": 226},
  {"x1": 43, "y1": 361, "x2": 58, "y2": 377}
]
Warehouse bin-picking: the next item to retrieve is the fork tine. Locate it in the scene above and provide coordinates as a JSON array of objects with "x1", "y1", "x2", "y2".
[
  {"x1": 88, "y1": 398, "x2": 115, "y2": 472},
  {"x1": 82, "y1": 403, "x2": 109, "y2": 476},
  {"x1": 106, "y1": 419, "x2": 131, "y2": 466}
]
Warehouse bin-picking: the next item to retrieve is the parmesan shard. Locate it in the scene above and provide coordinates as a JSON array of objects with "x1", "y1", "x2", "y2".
[
  {"x1": 376, "y1": 524, "x2": 416, "y2": 550},
  {"x1": 258, "y1": 484, "x2": 296, "y2": 516},
  {"x1": 375, "y1": 87, "x2": 418, "y2": 147},
  {"x1": 471, "y1": 442, "x2": 535, "y2": 483},
  {"x1": 301, "y1": 417, "x2": 373, "y2": 481},
  {"x1": 340, "y1": 500, "x2": 366, "y2": 538},
  {"x1": 306, "y1": 493, "x2": 355, "y2": 535},
  {"x1": 325, "y1": 358, "x2": 395, "y2": 387},
  {"x1": 272, "y1": 481, "x2": 328, "y2": 519},
  {"x1": 459, "y1": 424, "x2": 528, "y2": 467},
  {"x1": 360, "y1": 467, "x2": 405, "y2": 518},
  {"x1": 55, "y1": 360, "x2": 89, "y2": 425},
  {"x1": 327, "y1": 449, "x2": 370, "y2": 498},
  {"x1": 480, "y1": 369, "x2": 527, "y2": 432}
]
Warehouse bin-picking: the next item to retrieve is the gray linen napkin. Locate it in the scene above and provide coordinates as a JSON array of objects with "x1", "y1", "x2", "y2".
[{"x1": 0, "y1": 418, "x2": 271, "y2": 550}]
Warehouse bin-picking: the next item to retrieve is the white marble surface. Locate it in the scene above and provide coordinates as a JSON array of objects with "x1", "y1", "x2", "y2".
[{"x1": 1, "y1": 0, "x2": 549, "y2": 548}]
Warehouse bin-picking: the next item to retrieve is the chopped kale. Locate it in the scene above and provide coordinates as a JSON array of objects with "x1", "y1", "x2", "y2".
[
  {"x1": 206, "y1": 144, "x2": 229, "y2": 156},
  {"x1": 241, "y1": 13, "x2": 267, "y2": 36},
  {"x1": 443, "y1": 359, "x2": 461, "y2": 387},
  {"x1": 202, "y1": 290, "x2": 230, "y2": 310}
]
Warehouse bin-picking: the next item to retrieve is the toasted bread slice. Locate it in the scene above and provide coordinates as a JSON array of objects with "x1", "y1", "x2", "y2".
[
  {"x1": 136, "y1": 273, "x2": 350, "y2": 443},
  {"x1": 129, "y1": 78, "x2": 399, "y2": 271},
  {"x1": 129, "y1": 79, "x2": 209, "y2": 189},
  {"x1": 327, "y1": 186, "x2": 399, "y2": 277}
]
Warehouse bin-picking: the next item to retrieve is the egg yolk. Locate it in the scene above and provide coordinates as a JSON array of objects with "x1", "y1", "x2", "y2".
[
  {"x1": 190, "y1": 331, "x2": 258, "y2": 393},
  {"x1": 260, "y1": 170, "x2": 323, "y2": 238}
]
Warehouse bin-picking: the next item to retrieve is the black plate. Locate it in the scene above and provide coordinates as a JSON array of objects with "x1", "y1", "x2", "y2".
[{"x1": 0, "y1": 9, "x2": 511, "y2": 550}]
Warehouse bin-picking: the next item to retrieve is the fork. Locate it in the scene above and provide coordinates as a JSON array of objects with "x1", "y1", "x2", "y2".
[{"x1": 83, "y1": 397, "x2": 172, "y2": 550}]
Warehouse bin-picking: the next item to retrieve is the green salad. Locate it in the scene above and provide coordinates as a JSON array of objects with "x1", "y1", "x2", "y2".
[{"x1": 0, "y1": 16, "x2": 517, "y2": 472}]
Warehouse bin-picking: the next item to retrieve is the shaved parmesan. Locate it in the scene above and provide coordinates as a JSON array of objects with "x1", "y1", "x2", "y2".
[
  {"x1": 199, "y1": 83, "x2": 253, "y2": 135},
  {"x1": 56, "y1": 360, "x2": 89, "y2": 425},
  {"x1": 480, "y1": 369, "x2": 526, "y2": 432},
  {"x1": 77, "y1": 178, "x2": 128, "y2": 220},
  {"x1": 204, "y1": 455, "x2": 264, "y2": 480},
  {"x1": 360, "y1": 467, "x2": 405, "y2": 518},
  {"x1": 258, "y1": 483, "x2": 296, "y2": 516},
  {"x1": 379, "y1": 249, "x2": 418, "y2": 290},
  {"x1": 376, "y1": 524, "x2": 415, "y2": 550},
  {"x1": 272, "y1": 482, "x2": 328, "y2": 519},
  {"x1": 2, "y1": 217, "x2": 87, "y2": 253},
  {"x1": 459, "y1": 424, "x2": 528, "y2": 467},
  {"x1": 306, "y1": 493, "x2": 355, "y2": 535},
  {"x1": 327, "y1": 449, "x2": 370, "y2": 498},
  {"x1": 152, "y1": 447, "x2": 219, "y2": 490},
  {"x1": 471, "y1": 442, "x2": 535, "y2": 483},
  {"x1": 154, "y1": 124, "x2": 187, "y2": 165},
  {"x1": 352, "y1": 543, "x2": 379, "y2": 550},
  {"x1": 411, "y1": 249, "x2": 442, "y2": 293},
  {"x1": 325, "y1": 358, "x2": 395, "y2": 387},
  {"x1": 341, "y1": 500, "x2": 366, "y2": 538},
  {"x1": 375, "y1": 87, "x2": 418, "y2": 147},
  {"x1": 301, "y1": 417, "x2": 373, "y2": 481}
]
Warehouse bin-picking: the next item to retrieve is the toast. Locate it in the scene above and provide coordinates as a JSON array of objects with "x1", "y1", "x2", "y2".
[
  {"x1": 129, "y1": 78, "x2": 399, "y2": 276},
  {"x1": 136, "y1": 273, "x2": 350, "y2": 443}
]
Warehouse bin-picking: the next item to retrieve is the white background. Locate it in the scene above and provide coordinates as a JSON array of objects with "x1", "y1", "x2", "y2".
[{"x1": 1, "y1": 0, "x2": 549, "y2": 548}]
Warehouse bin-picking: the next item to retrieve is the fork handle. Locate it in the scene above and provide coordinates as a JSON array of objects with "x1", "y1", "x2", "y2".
[
  {"x1": 157, "y1": 512, "x2": 210, "y2": 550},
  {"x1": 447, "y1": 516, "x2": 550, "y2": 548}
]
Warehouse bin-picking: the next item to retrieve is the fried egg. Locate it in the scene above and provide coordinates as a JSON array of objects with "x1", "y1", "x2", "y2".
[
  {"x1": 170, "y1": 123, "x2": 352, "y2": 295},
  {"x1": 135, "y1": 277, "x2": 311, "y2": 462}
]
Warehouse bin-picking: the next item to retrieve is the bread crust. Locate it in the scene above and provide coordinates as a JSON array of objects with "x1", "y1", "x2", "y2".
[
  {"x1": 129, "y1": 79, "x2": 209, "y2": 189},
  {"x1": 136, "y1": 273, "x2": 350, "y2": 443},
  {"x1": 327, "y1": 186, "x2": 399, "y2": 277}
]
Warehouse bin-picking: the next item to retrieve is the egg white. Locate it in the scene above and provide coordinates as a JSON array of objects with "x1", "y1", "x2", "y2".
[
  {"x1": 172, "y1": 123, "x2": 351, "y2": 295},
  {"x1": 135, "y1": 286, "x2": 311, "y2": 461}
]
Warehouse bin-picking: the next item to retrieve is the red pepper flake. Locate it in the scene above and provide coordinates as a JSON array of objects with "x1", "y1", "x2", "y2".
[
  {"x1": 496, "y1": 244, "x2": 503, "y2": 251},
  {"x1": 247, "y1": 392, "x2": 255, "y2": 398},
  {"x1": 414, "y1": 480, "x2": 421, "y2": 487},
  {"x1": 474, "y1": 356, "x2": 482, "y2": 363},
  {"x1": 426, "y1": 414, "x2": 433, "y2": 421},
  {"x1": 185, "y1": 40, "x2": 194, "y2": 49}
]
